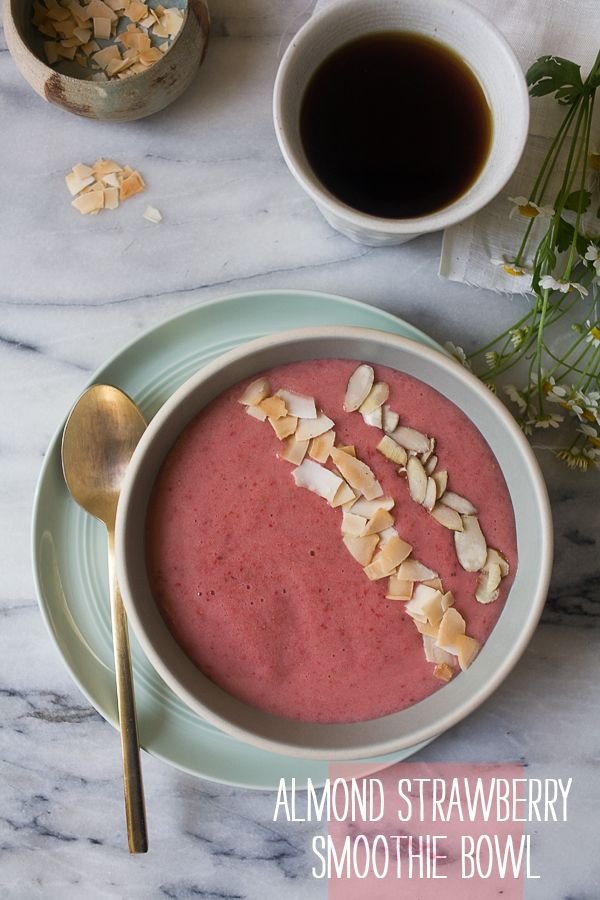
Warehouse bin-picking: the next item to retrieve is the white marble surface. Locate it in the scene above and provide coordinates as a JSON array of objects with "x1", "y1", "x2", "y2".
[{"x1": 1, "y1": 2, "x2": 600, "y2": 898}]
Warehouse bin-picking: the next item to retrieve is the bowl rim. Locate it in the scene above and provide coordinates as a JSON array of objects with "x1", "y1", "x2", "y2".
[
  {"x1": 3, "y1": 0, "x2": 192, "y2": 89},
  {"x1": 272, "y1": 0, "x2": 530, "y2": 235},
  {"x1": 116, "y1": 325, "x2": 553, "y2": 759}
]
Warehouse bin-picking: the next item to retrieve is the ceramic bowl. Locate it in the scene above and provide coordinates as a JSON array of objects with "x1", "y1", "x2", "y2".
[
  {"x1": 3, "y1": 0, "x2": 209, "y2": 122},
  {"x1": 116, "y1": 326, "x2": 552, "y2": 760},
  {"x1": 273, "y1": 0, "x2": 529, "y2": 245}
]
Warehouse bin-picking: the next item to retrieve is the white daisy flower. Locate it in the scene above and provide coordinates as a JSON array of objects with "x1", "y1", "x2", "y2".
[
  {"x1": 585, "y1": 243, "x2": 600, "y2": 276},
  {"x1": 504, "y1": 384, "x2": 528, "y2": 412},
  {"x1": 542, "y1": 374, "x2": 568, "y2": 402},
  {"x1": 539, "y1": 275, "x2": 588, "y2": 297},
  {"x1": 445, "y1": 342, "x2": 471, "y2": 369},
  {"x1": 533, "y1": 412, "x2": 563, "y2": 429},
  {"x1": 490, "y1": 256, "x2": 530, "y2": 277},
  {"x1": 584, "y1": 320, "x2": 600, "y2": 348},
  {"x1": 508, "y1": 196, "x2": 554, "y2": 219}
]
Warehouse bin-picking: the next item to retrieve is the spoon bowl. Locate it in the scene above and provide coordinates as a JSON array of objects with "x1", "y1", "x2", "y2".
[{"x1": 61, "y1": 384, "x2": 148, "y2": 854}]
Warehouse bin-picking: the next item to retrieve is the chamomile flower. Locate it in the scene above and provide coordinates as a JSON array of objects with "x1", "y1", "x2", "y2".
[
  {"x1": 542, "y1": 375, "x2": 568, "y2": 402},
  {"x1": 509, "y1": 327, "x2": 528, "y2": 348},
  {"x1": 585, "y1": 243, "x2": 600, "y2": 277},
  {"x1": 508, "y1": 196, "x2": 554, "y2": 219},
  {"x1": 485, "y1": 351, "x2": 500, "y2": 369},
  {"x1": 504, "y1": 384, "x2": 528, "y2": 413},
  {"x1": 578, "y1": 423, "x2": 600, "y2": 447},
  {"x1": 532, "y1": 412, "x2": 564, "y2": 429},
  {"x1": 584, "y1": 320, "x2": 600, "y2": 348},
  {"x1": 445, "y1": 342, "x2": 471, "y2": 369},
  {"x1": 556, "y1": 446, "x2": 589, "y2": 470},
  {"x1": 562, "y1": 388, "x2": 599, "y2": 424},
  {"x1": 490, "y1": 256, "x2": 530, "y2": 277},
  {"x1": 539, "y1": 275, "x2": 588, "y2": 297}
]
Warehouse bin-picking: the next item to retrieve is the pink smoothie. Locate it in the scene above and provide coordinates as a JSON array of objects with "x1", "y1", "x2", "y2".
[{"x1": 146, "y1": 360, "x2": 517, "y2": 724}]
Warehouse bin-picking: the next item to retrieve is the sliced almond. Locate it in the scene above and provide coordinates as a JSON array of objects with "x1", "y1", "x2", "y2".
[
  {"x1": 382, "y1": 405, "x2": 399, "y2": 433},
  {"x1": 441, "y1": 491, "x2": 478, "y2": 515},
  {"x1": 433, "y1": 663, "x2": 454, "y2": 682},
  {"x1": 292, "y1": 459, "x2": 343, "y2": 504},
  {"x1": 423, "y1": 476, "x2": 437, "y2": 511},
  {"x1": 359, "y1": 382, "x2": 389, "y2": 415},
  {"x1": 425, "y1": 454, "x2": 438, "y2": 475},
  {"x1": 349, "y1": 496, "x2": 394, "y2": 517},
  {"x1": 341, "y1": 510, "x2": 368, "y2": 536},
  {"x1": 259, "y1": 396, "x2": 287, "y2": 419},
  {"x1": 407, "y1": 456, "x2": 428, "y2": 504},
  {"x1": 388, "y1": 425, "x2": 430, "y2": 454},
  {"x1": 308, "y1": 429, "x2": 336, "y2": 463},
  {"x1": 435, "y1": 608, "x2": 466, "y2": 654},
  {"x1": 330, "y1": 480, "x2": 356, "y2": 508},
  {"x1": 420, "y1": 437, "x2": 436, "y2": 464},
  {"x1": 279, "y1": 435, "x2": 309, "y2": 465},
  {"x1": 269, "y1": 415, "x2": 298, "y2": 440},
  {"x1": 423, "y1": 635, "x2": 455, "y2": 665},
  {"x1": 344, "y1": 364, "x2": 374, "y2": 412},
  {"x1": 432, "y1": 470, "x2": 448, "y2": 498},
  {"x1": 455, "y1": 634, "x2": 481, "y2": 671},
  {"x1": 343, "y1": 533, "x2": 379, "y2": 567},
  {"x1": 475, "y1": 563, "x2": 502, "y2": 604},
  {"x1": 454, "y1": 515, "x2": 487, "y2": 572},
  {"x1": 363, "y1": 535, "x2": 412, "y2": 581},
  {"x1": 361, "y1": 507, "x2": 394, "y2": 536},
  {"x1": 397, "y1": 559, "x2": 438, "y2": 582},
  {"x1": 330, "y1": 448, "x2": 383, "y2": 501},
  {"x1": 430, "y1": 503, "x2": 463, "y2": 531},
  {"x1": 143, "y1": 204, "x2": 162, "y2": 223},
  {"x1": 386, "y1": 575, "x2": 413, "y2": 601},
  {"x1": 485, "y1": 548, "x2": 510, "y2": 577},
  {"x1": 376, "y1": 435, "x2": 407, "y2": 465},
  {"x1": 275, "y1": 389, "x2": 317, "y2": 419},
  {"x1": 238, "y1": 376, "x2": 270, "y2": 407},
  {"x1": 361, "y1": 406, "x2": 383, "y2": 428},
  {"x1": 246, "y1": 405, "x2": 267, "y2": 422},
  {"x1": 295, "y1": 411, "x2": 335, "y2": 442}
]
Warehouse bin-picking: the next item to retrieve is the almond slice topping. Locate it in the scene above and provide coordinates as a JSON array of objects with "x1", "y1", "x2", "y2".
[
  {"x1": 376, "y1": 435, "x2": 408, "y2": 465},
  {"x1": 441, "y1": 491, "x2": 478, "y2": 515},
  {"x1": 308, "y1": 429, "x2": 336, "y2": 463},
  {"x1": 344, "y1": 364, "x2": 375, "y2": 412},
  {"x1": 343, "y1": 533, "x2": 379, "y2": 567},
  {"x1": 388, "y1": 425, "x2": 430, "y2": 454},
  {"x1": 475, "y1": 562, "x2": 502, "y2": 604},
  {"x1": 330, "y1": 447, "x2": 383, "y2": 501},
  {"x1": 295, "y1": 411, "x2": 335, "y2": 442},
  {"x1": 432, "y1": 470, "x2": 448, "y2": 498},
  {"x1": 292, "y1": 459, "x2": 343, "y2": 504},
  {"x1": 424, "y1": 454, "x2": 438, "y2": 475},
  {"x1": 275, "y1": 389, "x2": 317, "y2": 419},
  {"x1": 423, "y1": 477, "x2": 437, "y2": 511},
  {"x1": 238, "y1": 377, "x2": 271, "y2": 407},
  {"x1": 454, "y1": 515, "x2": 487, "y2": 572},
  {"x1": 359, "y1": 382, "x2": 389, "y2": 415},
  {"x1": 407, "y1": 456, "x2": 428, "y2": 504},
  {"x1": 361, "y1": 507, "x2": 395, "y2": 536},
  {"x1": 430, "y1": 503, "x2": 464, "y2": 531},
  {"x1": 361, "y1": 407, "x2": 383, "y2": 428},
  {"x1": 485, "y1": 548, "x2": 510, "y2": 577},
  {"x1": 279, "y1": 435, "x2": 309, "y2": 465},
  {"x1": 382, "y1": 405, "x2": 400, "y2": 433}
]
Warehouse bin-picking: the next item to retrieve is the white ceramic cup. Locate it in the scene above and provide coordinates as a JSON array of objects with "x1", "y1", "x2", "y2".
[{"x1": 273, "y1": 0, "x2": 529, "y2": 246}]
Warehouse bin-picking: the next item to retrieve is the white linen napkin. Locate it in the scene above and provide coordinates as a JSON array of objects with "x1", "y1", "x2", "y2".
[{"x1": 310, "y1": 0, "x2": 599, "y2": 293}]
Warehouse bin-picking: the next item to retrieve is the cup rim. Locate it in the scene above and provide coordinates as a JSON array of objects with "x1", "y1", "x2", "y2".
[{"x1": 273, "y1": 0, "x2": 530, "y2": 234}]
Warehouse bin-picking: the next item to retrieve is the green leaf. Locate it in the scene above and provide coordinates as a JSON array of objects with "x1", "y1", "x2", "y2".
[
  {"x1": 555, "y1": 217, "x2": 574, "y2": 252},
  {"x1": 564, "y1": 189, "x2": 591, "y2": 213},
  {"x1": 526, "y1": 55, "x2": 584, "y2": 104}
]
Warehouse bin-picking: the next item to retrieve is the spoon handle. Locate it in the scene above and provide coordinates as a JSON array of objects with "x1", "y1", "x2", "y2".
[{"x1": 107, "y1": 529, "x2": 148, "y2": 854}]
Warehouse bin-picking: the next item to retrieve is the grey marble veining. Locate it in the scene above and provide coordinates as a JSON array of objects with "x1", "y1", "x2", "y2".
[{"x1": 1, "y1": 2, "x2": 599, "y2": 898}]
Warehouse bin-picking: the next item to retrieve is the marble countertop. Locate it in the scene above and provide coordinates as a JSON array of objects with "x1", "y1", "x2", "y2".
[{"x1": 1, "y1": 2, "x2": 599, "y2": 898}]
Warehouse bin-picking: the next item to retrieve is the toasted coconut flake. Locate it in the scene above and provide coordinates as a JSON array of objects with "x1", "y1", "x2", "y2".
[
  {"x1": 430, "y1": 503, "x2": 463, "y2": 531},
  {"x1": 423, "y1": 634, "x2": 455, "y2": 665},
  {"x1": 279, "y1": 435, "x2": 309, "y2": 465},
  {"x1": 337, "y1": 444, "x2": 356, "y2": 457},
  {"x1": 238, "y1": 376, "x2": 271, "y2": 407},
  {"x1": 275, "y1": 389, "x2": 317, "y2": 419},
  {"x1": 65, "y1": 170, "x2": 96, "y2": 196},
  {"x1": 341, "y1": 510, "x2": 368, "y2": 536},
  {"x1": 436, "y1": 608, "x2": 466, "y2": 654},
  {"x1": 454, "y1": 515, "x2": 487, "y2": 572},
  {"x1": 269, "y1": 415, "x2": 298, "y2": 440},
  {"x1": 359, "y1": 382, "x2": 389, "y2": 415},
  {"x1": 104, "y1": 187, "x2": 120, "y2": 210},
  {"x1": 379, "y1": 526, "x2": 398, "y2": 545},
  {"x1": 246, "y1": 404, "x2": 267, "y2": 422},
  {"x1": 405, "y1": 584, "x2": 445, "y2": 626},
  {"x1": 349, "y1": 496, "x2": 394, "y2": 517},
  {"x1": 455, "y1": 634, "x2": 481, "y2": 670},
  {"x1": 377, "y1": 435, "x2": 407, "y2": 465},
  {"x1": 309, "y1": 429, "x2": 336, "y2": 463},
  {"x1": 292, "y1": 459, "x2": 343, "y2": 503},
  {"x1": 361, "y1": 507, "x2": 394, "y2": 536},
  {"x1": 433, "y1": 663, "x2": 454, "y2": 682},
  {"x1": 259, "y1": 396, "x2": 287, "y2": 420},
  {"x1": 364, "y1": 535, "x2": 412, "y2": 580},
  {"x1": 423, "y1": 476, "x2": 437, "y2": 511},
  {"x1": 93, "y1": 16, "x2": 111, "y2": 38},
  {"x1": 382, "y1": 405, "x2": 399, "y2": 433},
  {"x1": 441, "y1": 491, "x2": 478, "y2": 515},
  {"x1": 414, "y1": 618, "x2": 439, "y2": 637},
  {"x1": 425, "y1": 454, "x2": 438, "y2": 475},
  {"x1": 441, "y1": 591, "x2": 455, "y2": 612},
  {"x1": 343, "y1": 533, "x2": 379, "y2": 566},
  {"x1": 475, "y1": 563, "x2": 502, "y2": 604},
  {"x1": 92, "y1": 43, "x2": 121, "y2": 68},
  {"x1": 344, "y1": 364, "x2": 374, "y2": 412},
  {"x1": 432, "y1": 470, "x2": 448, "y2": 498},
  {"x1": 330, "y1": 480, "x2": 356, "y2": 508},
  {"x1": 397, "y1": 559, "x2": 438, "y2": 582},
  {"x1": 362, "y1": 406, "x2": 383, "y2": 428},
  {"x1": 295, "y1": 411, "x2": 335, "y2": 441},
  {"x1": 389, "y1": 425, "x2": 430, "y2": 454},
  {"x1": 72, "y1": 190, "x2": 104, "y2": 214},
  {"x1": 422, "y1": 577, "x2": 444, "y2": 591},
  {"x1": 330, "y1": 448, "x2": 383, "y2": 501},
  {"x1": 486, "y1": 548, "x2": 510, "y2": 577},
  {"x1": 407, "y1": 456, "x2": 428, "y2": 504},
  {"x1": 386, "y1": 574, "x2": 413, "y2": 601}
]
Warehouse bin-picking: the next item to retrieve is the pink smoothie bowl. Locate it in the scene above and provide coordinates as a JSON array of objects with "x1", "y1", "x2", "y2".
[{"x1": 115, "y1": 327, "x2": 553, "y2": 760}]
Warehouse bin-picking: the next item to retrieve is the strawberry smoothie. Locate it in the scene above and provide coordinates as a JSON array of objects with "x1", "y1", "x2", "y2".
[{"x1": 146, "y1": 359, "x2": 517, "y2": 724}]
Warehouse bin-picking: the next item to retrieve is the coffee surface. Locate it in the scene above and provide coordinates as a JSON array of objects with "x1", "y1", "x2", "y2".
[{"x1": 300, "y1": 32, "x2": 492, "y2": 219}]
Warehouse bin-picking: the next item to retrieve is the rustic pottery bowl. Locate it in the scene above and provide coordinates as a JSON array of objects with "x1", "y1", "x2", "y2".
[
  {"x1": 3, "y1": 0, "x2": 210, "y2": 121},
  {"x1": 115, "y1": 326, "x2": 553, "y2": 760}
]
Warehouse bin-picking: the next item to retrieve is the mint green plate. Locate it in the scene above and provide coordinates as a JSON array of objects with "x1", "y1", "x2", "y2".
[{"x1": 32, "y1": 290, "x2": 443, "y2": 788}]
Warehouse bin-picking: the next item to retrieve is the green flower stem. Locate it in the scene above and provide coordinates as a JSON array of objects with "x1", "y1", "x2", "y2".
[{"x1": 564, "y1": 99, "x2": 594, "y2": 280}]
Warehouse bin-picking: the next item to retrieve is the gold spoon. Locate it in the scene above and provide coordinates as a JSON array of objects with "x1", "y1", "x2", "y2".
[{"x1": 61, "y1": 384, "x2": 148, "y2": 854}]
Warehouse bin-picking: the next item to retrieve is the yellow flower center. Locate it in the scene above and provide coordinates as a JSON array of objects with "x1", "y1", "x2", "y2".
[
  {"x1": 589, "y1": 435, "x2": 600, "y2": 448},
  {"x1": 518, "y1": 203, "x2": 539, "y2": 219},
  {"x1": 503, "y1": 264, "x2": 524, "y2": 277},
  {"x1": 584, "y1": 409, "x2": 597, "y2": 422},
  {"x1": 590, "y1": 327, "x2": 600, "y2": 341},
  {"x1": 542, "y1": 380, "x2": 552, "y2": 395}
]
